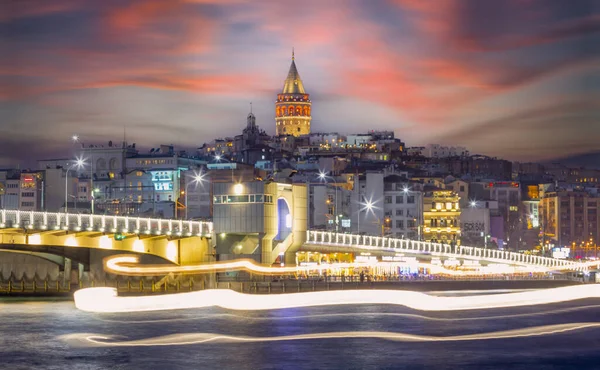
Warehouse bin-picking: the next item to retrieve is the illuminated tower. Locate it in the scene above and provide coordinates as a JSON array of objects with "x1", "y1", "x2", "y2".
[{"x1": 275, "y1": 51, "x2": 311, "y2": 136}]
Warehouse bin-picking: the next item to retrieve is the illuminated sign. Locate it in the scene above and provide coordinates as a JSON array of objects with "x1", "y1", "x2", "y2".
[
  {"x1": 151, "y1": 171, "x2": 173, "y2": 182},
  {"x1": 552, "y1": 248, "x2": 570, "y2": 259},
  {"x1": 355, "y1": 256, "x2": 377, "y2": 263},
  {"x1": 341, "y1": 219, "x2": 351, "y2": 228},
  {"x1": 151, "y1": 171, "x2": 173, "y2": 191}
]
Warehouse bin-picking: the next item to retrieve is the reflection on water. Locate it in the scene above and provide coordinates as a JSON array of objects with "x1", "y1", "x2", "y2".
[{"x1": 1, "y1": 291, "x2": 600, "y2": 369}]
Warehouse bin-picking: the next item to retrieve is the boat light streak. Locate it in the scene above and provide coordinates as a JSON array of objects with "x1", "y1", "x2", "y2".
[
  {"x1": 104, "y1": 255, "x2": 533, "y2": 277},
  {"x1": 62, "y1": 322, "x2": 600, "y2": 347},
  {"x1": 74, "y1": 285, "x2": 600, "y2": 313}
]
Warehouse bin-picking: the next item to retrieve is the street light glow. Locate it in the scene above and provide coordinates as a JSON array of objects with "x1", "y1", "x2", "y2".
[{"x1": 72, "y1": 134, "x2": 79, "y2": 142}]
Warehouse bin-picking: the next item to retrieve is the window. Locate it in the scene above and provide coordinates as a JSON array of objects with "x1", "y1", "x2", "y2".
[
  {"x1": 385, "y1": 196, "x2": 392, "y2": 204},
  {"x1": 396, "y1": 220, "x2": 404, "y2": 229},
  {"x1": 396, "y1": 209, "x2": 403, "y2": 216},
  {"x1": 21, "y1": 201, "x2": 34, "y2": 207},
  {"x1": 327, "y1": 206, "x2": 334, "y2": 215},
  {"x1": 460, "y1": 186, "x2": 465, "y2": 192},
  {"x1": 227, "y1": 195, "x2": 249, "y2": 203},
  {"x1": 407, "y1": 196, "x2": 415, "y2": 204},
  {"x1": 21, "y1": 192, "x2": 34, "y2": 197},
  {"x1": 396, "y1": 195, "x2": 404, "y2": 204}
]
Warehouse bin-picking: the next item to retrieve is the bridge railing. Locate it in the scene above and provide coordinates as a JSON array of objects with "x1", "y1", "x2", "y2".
[
  {"x1": 306, "y1": 231, "x2": 584, "y2": 270},
  {"x1": 0, "y1": 209, "x2": 213, "y2": 237}
]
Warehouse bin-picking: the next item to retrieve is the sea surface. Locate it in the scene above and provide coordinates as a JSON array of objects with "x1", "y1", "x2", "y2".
[{"x1": 1, "y1": 290, "x2": 600, "y2": 370}]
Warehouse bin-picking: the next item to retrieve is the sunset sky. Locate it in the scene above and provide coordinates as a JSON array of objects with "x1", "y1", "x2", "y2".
[{"x1": 1, "y1": 0, "x2": 598, "y2": 166}]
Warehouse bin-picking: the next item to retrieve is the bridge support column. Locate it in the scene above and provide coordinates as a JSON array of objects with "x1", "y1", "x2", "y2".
[{"x1": 63, "y1": 257, "x2": 71, "y2": 287}]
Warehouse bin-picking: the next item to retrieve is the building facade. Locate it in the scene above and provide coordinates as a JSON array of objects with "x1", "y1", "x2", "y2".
[
  {"x1": 422, "y1": 188, "x2": 461, "y2": 244},
  {"x1": 540, "y1": 190, "x2": 600, "y2": 254}
]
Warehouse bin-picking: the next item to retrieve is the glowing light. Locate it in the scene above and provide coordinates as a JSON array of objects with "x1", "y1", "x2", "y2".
[
  {"x1": 29, "y1": 234, "x2": 42, "y2": 245},
  {"x1": 132, "y1": 240, "x2": 145, "y2": 253},
  {"x1": 166, "y1": 241, "x2": 177, "y2": 262},
  {"x1": 99, "y1": 235, "x2": 112, "y2": 249},
  {"x1": 73, "y1": 285, "x2": 600, "y2": 314},
  {"x1": 61, "y1": 322, "x2": 600, "y2": 347},
  {"x1": 233, "y1": 183, "x2": 243, "y2": 195},
  {"x1": 65, "y1": 236, "x2": 78, "y2": 247},
  {"x1": 103, "y1": 255, "x2": 534, "y2": 278},
  {"x1": 285, "y1": 214, "x2": 292, "y2": 228}
]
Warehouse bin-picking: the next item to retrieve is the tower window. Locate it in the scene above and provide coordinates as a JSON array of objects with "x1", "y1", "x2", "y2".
[{"x1": 297, "y1": 127, "x2": 301, "y2": 132}]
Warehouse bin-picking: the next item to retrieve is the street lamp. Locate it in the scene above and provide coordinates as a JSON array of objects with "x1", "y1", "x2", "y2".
[
  {"x1": 71, "y1": 134, "x2": 95, "y2": 214},
  {"x1": 318, "y1": 170, "x2": 339, "y2": 232},
  {"x1": 470, "y1": 200, "x2": 478, "y2": 208},
  {"x1": 184, "y1": 172, "x2": 206, "y2": 220},
  {"x1": 357, "y1": 198, "x2": 375, "y2": 234},
  {"x1": 65, "y1": 157, "x2": 85, "y2": 213}
]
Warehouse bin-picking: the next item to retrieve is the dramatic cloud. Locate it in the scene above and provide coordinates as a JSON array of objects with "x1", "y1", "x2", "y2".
[{"x1": 0, "y1": 0, "x2": 598, "y2": 165}]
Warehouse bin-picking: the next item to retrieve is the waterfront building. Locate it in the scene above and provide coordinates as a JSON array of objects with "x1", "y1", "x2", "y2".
[
  {"x1": 422, "y1": 188, "x2": 461, "y2": 244},
  {"x1": 275, "y1": 51, "x2": 311, "y2": 136},
  {"x1": 212, "y1": 178, "x2": 307, "y2": 265},
  {"x1": 539, "y1": 190, "x2": 600, "y2": 256}
]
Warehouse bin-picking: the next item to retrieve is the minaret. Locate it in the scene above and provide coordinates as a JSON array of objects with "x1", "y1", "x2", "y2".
[{"x1": 275, "y1": 50, "x2": 311, "y2": 136}]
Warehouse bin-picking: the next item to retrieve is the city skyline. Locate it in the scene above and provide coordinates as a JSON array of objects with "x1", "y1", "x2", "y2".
[{"x1": 1, "y1": 0, "x2": 599, "y2": 167}]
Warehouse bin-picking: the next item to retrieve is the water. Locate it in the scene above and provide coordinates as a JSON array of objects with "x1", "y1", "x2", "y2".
[{"x1": 2, "y1": 292, "x2": 600, "y2": 369}]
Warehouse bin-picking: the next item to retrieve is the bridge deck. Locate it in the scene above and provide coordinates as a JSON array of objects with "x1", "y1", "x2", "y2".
[{"x1": 0, "y1": 210, "x2": 213, "y2": 237}]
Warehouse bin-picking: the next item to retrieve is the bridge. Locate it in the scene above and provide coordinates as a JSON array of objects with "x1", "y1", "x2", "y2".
[
  {"x1": 0, "y1": 210, "x2": 590, "y2": 273},
  {"x1": 0, "y1": 209, "x2": 213, "y2": 266},
  {"x1": 304, "y1": 231, "x2": 587, "y2": 272}
]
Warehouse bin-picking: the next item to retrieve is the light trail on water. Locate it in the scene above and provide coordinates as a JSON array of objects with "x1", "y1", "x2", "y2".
[
  {"x1": 92, "y1": 304, "x2": 600, "y2": 325},
  {"x1": 74, "y1": 285, "x2": 600, "y2": 313},
  {"x1": 60, "y1": 322, "x2": 600, "y2": 347},
  {"x1": 103, "y1": 255, "x2": 545, "y2": 277}
]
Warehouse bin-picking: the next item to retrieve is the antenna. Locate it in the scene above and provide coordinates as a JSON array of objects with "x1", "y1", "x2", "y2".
[{"x1": 250, "y1": 102, "x2": 252, "y2": 114}]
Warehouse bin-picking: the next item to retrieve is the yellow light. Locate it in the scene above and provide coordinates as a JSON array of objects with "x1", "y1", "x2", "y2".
[
  {"x1": 132, "y1": 240, "x2": 145, "y2": 253},
  {"x1": 99, "y1": 235, "x2": 112, "y2": 249},
  {"x1": 65, "y1": 236, "x2": 78, "y2": 247},
  {"x1": 29, "y1": 234, "x2": 42, "y2": 245},
  {"x1": 166, "y1": 241, "x2": 177, "y2": 262},
  {"x1": 234, "y1": 183, "x2": 243, "y2": 195}
]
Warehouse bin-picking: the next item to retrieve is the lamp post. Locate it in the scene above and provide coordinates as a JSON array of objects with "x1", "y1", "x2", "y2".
[
  {"x1": 185, "y1": 172, "x2": 206, "y2": 220},
  {"x1": 72, "y1": 135, "x2": 94, "y2": 214},
  {"x1": 65, "y1": 158, "x2": 85, "y2": 213}
]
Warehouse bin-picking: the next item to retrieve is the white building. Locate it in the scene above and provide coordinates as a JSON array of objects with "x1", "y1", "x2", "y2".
[{"x1": 349, "y1": 172, "x2": 423, "y2": 238}]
